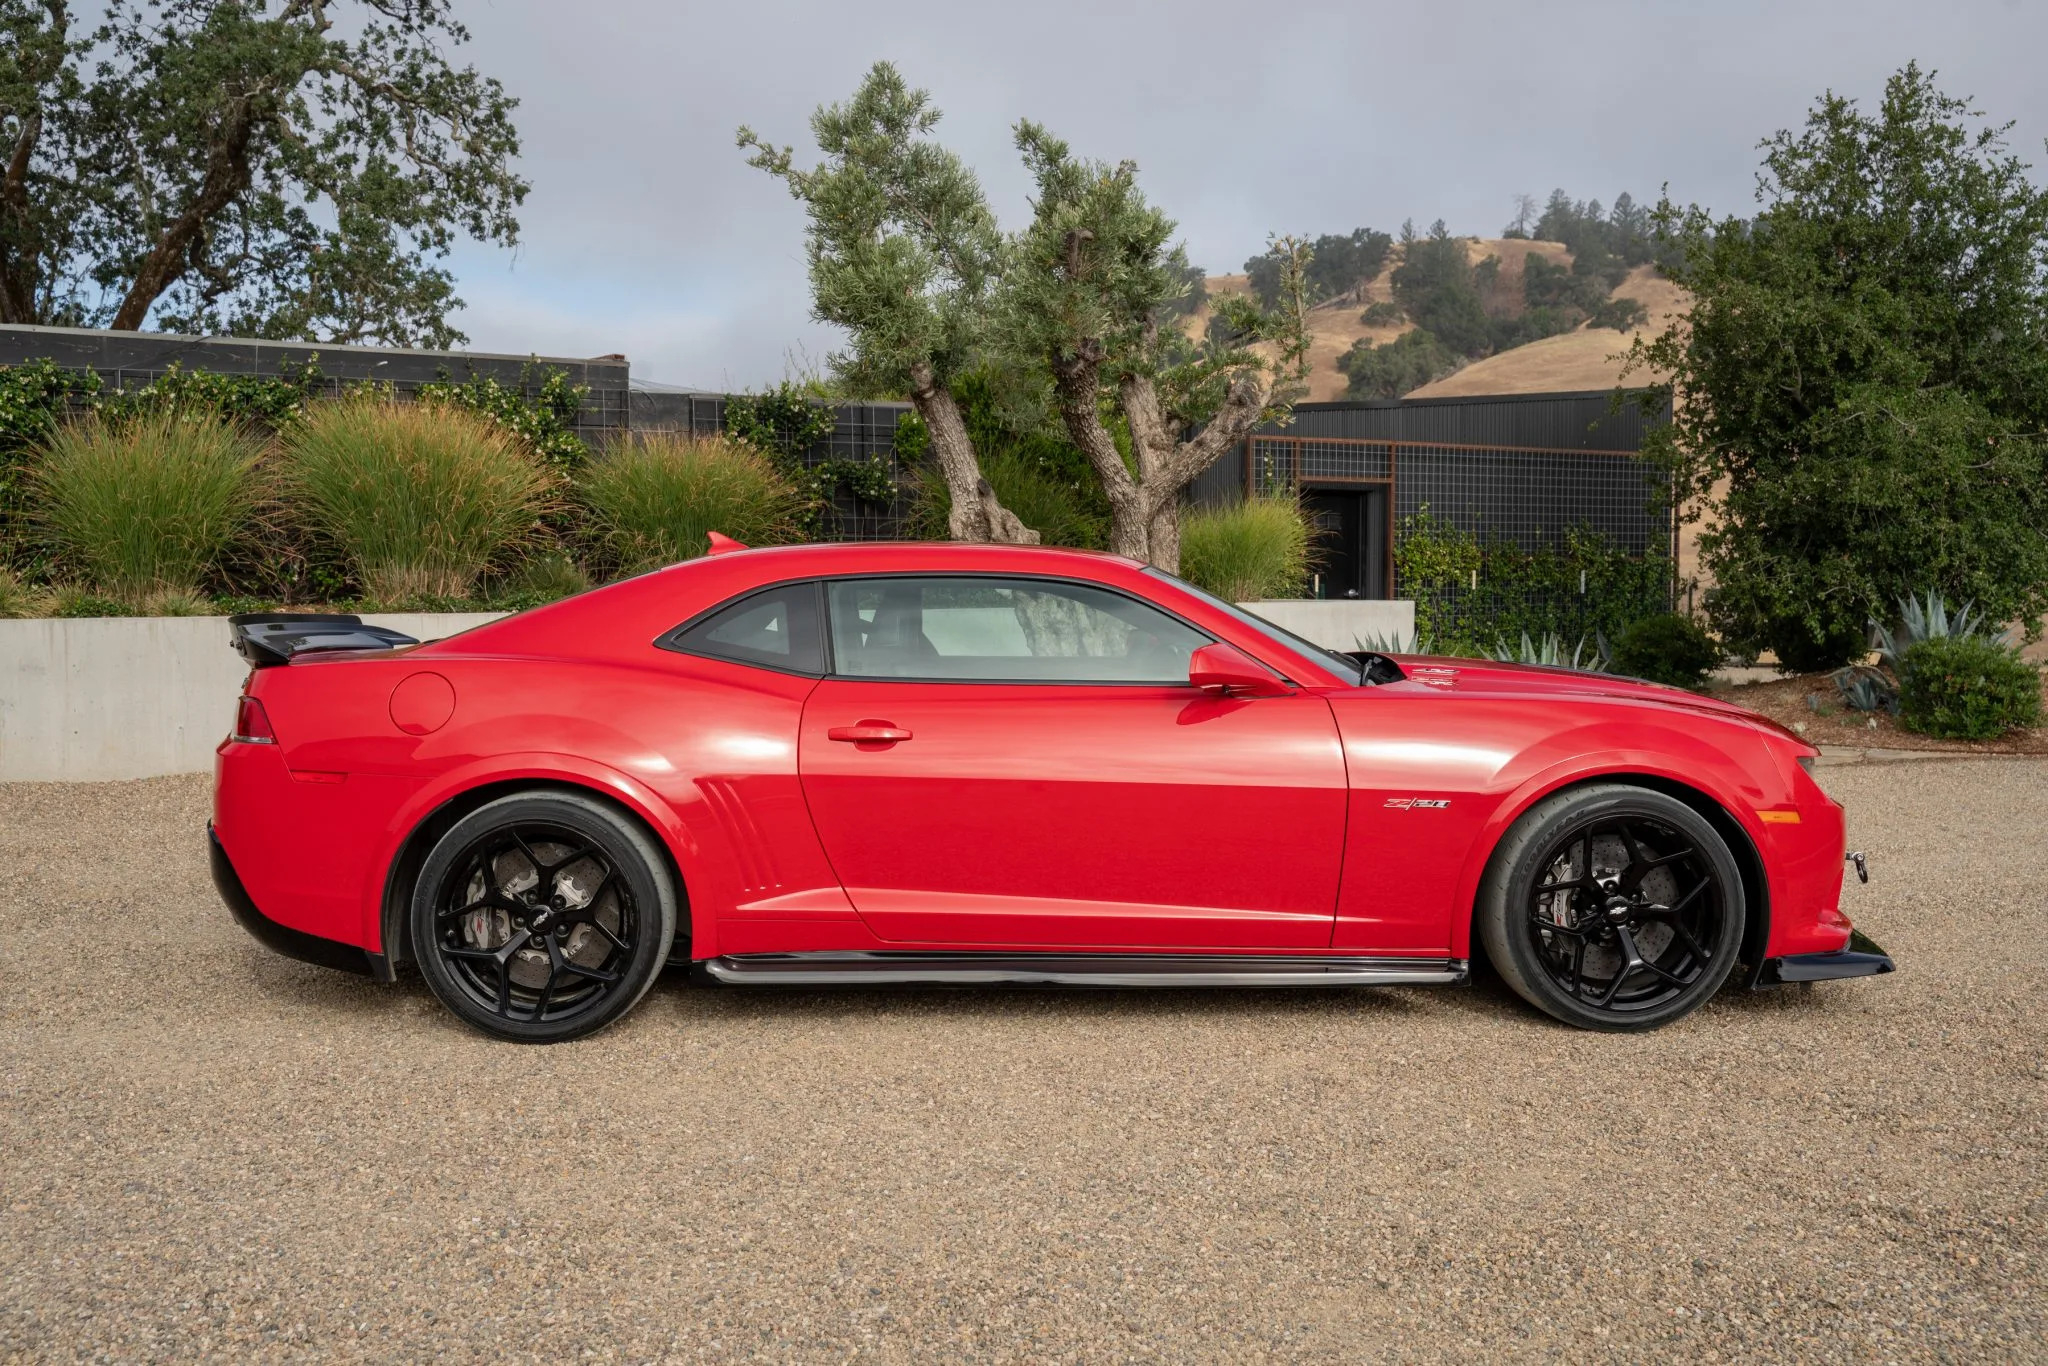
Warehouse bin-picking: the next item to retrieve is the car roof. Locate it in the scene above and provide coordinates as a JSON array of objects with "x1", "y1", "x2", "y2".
[{"x1": 687, "y1": 540, "x2": 1144, "y2": 571}]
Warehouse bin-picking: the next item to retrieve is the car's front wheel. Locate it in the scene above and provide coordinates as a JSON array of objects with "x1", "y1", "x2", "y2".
[
  {"x1": 1478, "y1": 784, "x2": 1745, "y2": 1031},
  {"x1": 411, "y1": 791, "x2": 677, "y2": 1043}
]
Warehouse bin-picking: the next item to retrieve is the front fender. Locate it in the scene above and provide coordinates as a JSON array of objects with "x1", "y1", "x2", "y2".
[{"x1": 1444, "y1": 738, "x2": 1779, "y2": 960}]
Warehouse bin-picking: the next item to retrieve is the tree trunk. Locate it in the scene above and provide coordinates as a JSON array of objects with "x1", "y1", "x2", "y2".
[
  {"x1": 1145, "y1": 496, "x2": 1182, "y2": 576},
  {"x1": 109, "y1": 93, "x2": 263, "y2": 330},
  {"x1": 908, "y1": 362, "x2": 1038, "y2": 545}
]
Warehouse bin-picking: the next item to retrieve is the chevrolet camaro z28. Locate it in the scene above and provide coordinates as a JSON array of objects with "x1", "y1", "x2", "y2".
[{"x1": 209, "y1": 539, "x2": 1892, "y2": 1043}]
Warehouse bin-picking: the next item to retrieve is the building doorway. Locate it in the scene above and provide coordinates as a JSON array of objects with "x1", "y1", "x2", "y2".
[{"x1": 1302, "y1": 486, "x2": 1390, "y2": 599}]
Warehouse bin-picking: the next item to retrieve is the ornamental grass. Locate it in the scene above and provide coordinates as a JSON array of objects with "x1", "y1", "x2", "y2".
[
  {"x1": 578, "y1": 432, "x2": 803, "y2": 571},
  {"x1": 32, "y1": 412, "x2": 262, "y2": 607},
  {"x1": 283, "y1": 395, "x2": 552, "y2": 601},
  {"x1": 1177, "y1": 495, "x2": 1316, "y2": 601}
]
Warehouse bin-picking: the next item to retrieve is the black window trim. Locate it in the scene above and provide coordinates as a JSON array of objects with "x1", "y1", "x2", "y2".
[
  {"x1": 657, "y1": 570, "x2": 1252, "y2": 688},
  {"x1": 655, "y1": 579, "x2": 830, "y2": 679}
]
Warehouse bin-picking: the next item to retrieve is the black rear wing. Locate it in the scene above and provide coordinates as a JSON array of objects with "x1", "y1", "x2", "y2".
[{"x1": 229, "y1": 613, "x2": 421, "y2": 667}]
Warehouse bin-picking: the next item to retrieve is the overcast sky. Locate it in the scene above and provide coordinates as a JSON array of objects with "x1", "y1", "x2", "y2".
[{"x1": 437, "y1": 0, "x2": 2048, "y2": 389}]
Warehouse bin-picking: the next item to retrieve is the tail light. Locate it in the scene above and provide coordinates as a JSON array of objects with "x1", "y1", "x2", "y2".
[{"x1": 232, "y1": 695, "x2": 276, "y2": 744}]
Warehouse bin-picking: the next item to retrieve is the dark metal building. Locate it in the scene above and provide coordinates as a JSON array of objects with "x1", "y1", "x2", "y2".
[{"x1": 1192, "y1": 389, "x2": 1672, "y2": 600}]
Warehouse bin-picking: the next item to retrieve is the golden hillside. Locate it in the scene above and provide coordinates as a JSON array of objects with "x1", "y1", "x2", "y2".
[{"x1": 1191, "y1": 239, "x2": 1684, "y2": 401}]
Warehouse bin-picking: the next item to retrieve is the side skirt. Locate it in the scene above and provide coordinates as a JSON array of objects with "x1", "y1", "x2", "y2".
[{"x1": 702, "y1": 952, "x2": 1467, "y2": 988}]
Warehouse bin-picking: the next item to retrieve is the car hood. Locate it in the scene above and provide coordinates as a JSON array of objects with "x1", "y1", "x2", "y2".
[{"x1": 1372, "y1": 653, "x2": 1801, "y2": 738}]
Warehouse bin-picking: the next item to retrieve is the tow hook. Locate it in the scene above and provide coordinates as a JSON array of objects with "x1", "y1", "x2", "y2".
[{"x1": 1846, "y1": 850, "x2": 1869, "y2": 884}]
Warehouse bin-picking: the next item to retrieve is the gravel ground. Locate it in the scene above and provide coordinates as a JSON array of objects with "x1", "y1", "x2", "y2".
[{"x1": 1, "y1": 762, "x2": 2043, "y2": 1363}]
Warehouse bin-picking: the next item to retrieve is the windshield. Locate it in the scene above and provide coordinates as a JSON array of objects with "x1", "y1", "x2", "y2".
[{"x1": 1141, "y1": 568, "x2": 1364, "y2": 685}]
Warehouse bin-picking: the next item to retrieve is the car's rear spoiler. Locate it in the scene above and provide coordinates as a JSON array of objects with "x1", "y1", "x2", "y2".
[{"x1": 229, "y1": 612, "x2": 421, "y2": 667}]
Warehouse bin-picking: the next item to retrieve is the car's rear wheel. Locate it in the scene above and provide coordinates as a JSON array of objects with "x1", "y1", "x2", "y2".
[
  {"x1": 1478, "y1": 784, "x2": 1744, "y2": 1031},
  {"x1": 411, "y1": 792, "x2": 676, "y2": 1043}
]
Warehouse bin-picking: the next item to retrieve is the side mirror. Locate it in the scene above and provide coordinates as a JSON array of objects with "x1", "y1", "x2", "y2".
[{"x1": 1188, "y1": 642, "x2": 1291, "y2": 698}]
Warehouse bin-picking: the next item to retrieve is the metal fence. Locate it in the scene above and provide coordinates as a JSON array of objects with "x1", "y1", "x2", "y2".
[{"x1": 0, "y1": 323, "x2": 632, "y2": 446}]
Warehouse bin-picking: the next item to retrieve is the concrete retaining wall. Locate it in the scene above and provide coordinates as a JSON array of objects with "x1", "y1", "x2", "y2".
[
  {"x1": 1239, "y1": 600, "x2": 1416, "y2": 652},
  {"x1": 1, "y1": 598, "x2": 1418, "y2": 783},
  {"x1": 0, "y1": 614, "x2": 503, "y2": 782}
]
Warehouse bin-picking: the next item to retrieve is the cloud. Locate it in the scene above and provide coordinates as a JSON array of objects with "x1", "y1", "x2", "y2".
[{"x1": 441, "y1": 0, "x2": 2048, "y2": 390}]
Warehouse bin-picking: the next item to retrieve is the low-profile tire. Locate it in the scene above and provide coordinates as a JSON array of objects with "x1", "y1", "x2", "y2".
[
  {"x1": 1478, "y1": 783, "x2": 1744, "y2": 1032},
  {"x1": 410, "y1": 791, "x2": 677, "y2": 1044}
]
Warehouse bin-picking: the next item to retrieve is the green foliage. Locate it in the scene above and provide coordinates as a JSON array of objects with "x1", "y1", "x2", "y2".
[
  {"x1": 1610, "y1": 613, "x2": 1721, "y2": 689},
  {"x1": 1338, "y1": 328, "x2": 1460, "y2": 399},
  {"x1": 1152, "y1": 248, "x2": 1208, "y2": 322},
  {"x1": 1358, "y1": 300, "x2": 1404, "y2": 327},
  {"x1": 723, "y1": 383, "x2": 838, "y2": 459},
  {"x1": 1531, "y1": 190, "x2": 1654, "y2": 275},
  {"x1": 417, "y1": 365, "x2": 589, "y2": 470},
  {"x1": 578, "y1": 433, "x2": 804, "y2": 571},
  {"x1": 1248, "y1": 228, "x2": 1392, "y2": 308},
  {"x1": 482, "y1": 551, "x2": 589, "y2": 610},
  {"x1": 1632, "y1": 65, "x2": 2048, "y2": 670},
  {"x1": 31, "y1": 412, "x2": 261, "y2": 604},
  {"x1": 1178, "y1": 496, "x2": 1315, "y2": 601},
  {"x1": 1588, "y1": 296, "x2": 1648, "y2": 331},
  {"x1": 0, "y1": 360, "x2": 101, "y2": 544},
  {"x1": 740, "y1": 64, "x2": 1000, "y2": 400},
  {"x1": 283, "y1": 395, "x2": 552, "y2": 600},
  {"x1": 1390, "y1": 220, "x2": 1493, "y2": 358},
  {"x1": 1483, "y1": 630, "x2": 1611, "y2": 672},
  {"x1": 0, "y1": 0, "x2": 526, "y2": 345},
  {"x1": 1872, "y1": 588, "x2": 2014, "y2": 673},
  {"x1": 1395, "y1": 509, "x2": 1671, "y2": 657},
  {"x1": 1897, "y1": 635, "x2": 2042, "y2": 739}
]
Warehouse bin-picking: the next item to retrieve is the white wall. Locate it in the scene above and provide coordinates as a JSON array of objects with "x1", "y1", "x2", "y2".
[
  {"x1": 1239, "y1": 599, "x2": 1416, "y2": 652},
  {"x1": 0, "y1": 614, "x2": 503, "y2": 782}
]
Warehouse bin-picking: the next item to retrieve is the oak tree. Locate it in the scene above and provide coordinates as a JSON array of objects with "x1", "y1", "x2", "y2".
[{"x1": 0, "y1": 0, "x2": 525, "y2": 347}]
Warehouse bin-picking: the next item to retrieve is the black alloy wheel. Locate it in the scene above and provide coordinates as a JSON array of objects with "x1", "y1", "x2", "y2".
[
  {"x1": 411, "y1": 792, "x2": 677, "y2": 1043},
  {"x1": 1479, "y1": 784, "x2": 1745, "y2": 1031}
]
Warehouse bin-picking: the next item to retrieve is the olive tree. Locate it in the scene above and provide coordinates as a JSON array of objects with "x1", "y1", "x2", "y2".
[
  {"x1": 997, "y1": 122, "x2": 1310, "y2": 570},
  {"x1": 739, "y1": 64, "x2": 1035, "y2": 544}
]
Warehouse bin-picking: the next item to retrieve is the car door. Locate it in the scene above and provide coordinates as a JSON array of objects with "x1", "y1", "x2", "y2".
[{"x1": 797, "y1": 574, "x2": 1348, "y2": 950}]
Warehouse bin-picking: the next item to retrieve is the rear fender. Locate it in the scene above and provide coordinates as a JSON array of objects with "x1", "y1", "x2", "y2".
[{"x1": 367, "y1": 753, "x2": 706, "y2": 965}]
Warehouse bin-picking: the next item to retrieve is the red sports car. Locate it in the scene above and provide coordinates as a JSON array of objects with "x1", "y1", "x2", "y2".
[{"x1": 210, "y1": 540, "x2": 1891, "y2": 1043}]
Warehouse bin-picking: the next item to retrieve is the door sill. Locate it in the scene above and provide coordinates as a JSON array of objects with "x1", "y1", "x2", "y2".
[{"x1": 702, "y1": 951, "x2": 1466, "y2": 988}]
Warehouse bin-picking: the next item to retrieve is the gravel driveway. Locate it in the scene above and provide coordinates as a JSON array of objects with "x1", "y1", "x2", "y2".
[{"x1": 2, "y1": 760, "x2": 2042, "y2": 1363}]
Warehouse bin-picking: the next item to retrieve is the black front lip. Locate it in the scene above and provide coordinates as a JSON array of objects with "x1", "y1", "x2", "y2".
[
  {"x1": 1754, "y1": 928, "x2": 1895, "y2": 987},
  {"x1": 209, "y1": 824, "x2": 391, "y2": 981}
]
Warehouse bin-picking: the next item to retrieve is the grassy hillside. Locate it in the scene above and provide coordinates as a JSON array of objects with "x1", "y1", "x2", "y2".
[{"x1": 1188, "y1": 238, "x2": 1681, "y2": 401}]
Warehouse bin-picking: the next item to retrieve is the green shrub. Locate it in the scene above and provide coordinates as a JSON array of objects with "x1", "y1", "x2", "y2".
[
  {"x1": 1897, "y1": 636, "x2": 2042, "y2": 740},
  {"x1": 1358, "y1": 300, "x2": 1404, "y2": 327},
  {"x1": 578, "y1": 432, "x2": 804, "y2": 571},
  {"x1": 1338, "y1": 327, "x2": 1459, "y2": 400},
  {"x1": 1179, "y1": 496, "x2": 1314, "y2": 601},
  {"x1": 1610, "y1": 613, "x2": 1721, "y2": 689},
  {"x1": 484, "y1": 550, "x2": 590, "y2": 609},
  {"x1": 32, "y1": 412, "x2": 262, "y2": 606},
  {"x1": 284, "y1": 395, "x2": 552, "y2": 600},
  {"x1": 415, "y1": 364, "x2": 589, "y2": 470}
]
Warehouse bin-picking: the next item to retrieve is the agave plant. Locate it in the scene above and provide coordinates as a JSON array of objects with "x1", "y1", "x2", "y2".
[
  {"x1": 1353, "y1": 626, "x2": 1429, "y2": 654},
  {"x1": 1830, "y1": 664, "x2": 1898, "y2": 714},
  {"x1": 1484, "y1": 629, "x2": 1612, "y2": 672},
  {"x1": 1872, "y1": 590, "x2": 2016, "y2": 672}
]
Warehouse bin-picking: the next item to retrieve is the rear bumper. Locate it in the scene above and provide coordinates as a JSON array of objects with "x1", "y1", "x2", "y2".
[
  {"x1": 1753, "y1": 929, "x2": 1895, "y2": 988},
  {"x1": 209, "y1": 824, "x2": 391, "y2": 981}
]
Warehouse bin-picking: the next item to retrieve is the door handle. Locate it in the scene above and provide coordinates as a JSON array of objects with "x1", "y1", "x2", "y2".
[{"x1": 827, "y1": 721, "x2": 913, "y2": 744}]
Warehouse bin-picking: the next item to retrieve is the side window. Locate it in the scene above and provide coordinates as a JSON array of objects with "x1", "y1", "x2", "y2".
[
  {"x1": 826, "y1": 577, "x2": 1208, "y2": 683},
  {"x1": 666, "y1": 582, "x2": 825, "y2": 675}
]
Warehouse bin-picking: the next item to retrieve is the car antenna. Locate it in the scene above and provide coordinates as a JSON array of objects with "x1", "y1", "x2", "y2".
[{"x1": 704, "y1": 531, "x2": 749, "y2": 554}]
